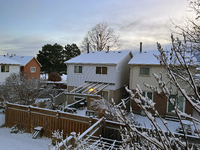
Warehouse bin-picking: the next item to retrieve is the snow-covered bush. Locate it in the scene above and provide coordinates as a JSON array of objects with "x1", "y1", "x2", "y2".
[{"x1": 0, "y1": 72, "x2": 40, "y2": 105}]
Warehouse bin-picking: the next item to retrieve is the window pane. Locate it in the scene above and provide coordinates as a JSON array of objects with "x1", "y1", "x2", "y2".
[
  {"x1": 96, "y1": 67, "x2": 101, "y2": 74},
  {"x1": 178, "y1": 96, "x2": 184, "y2": 112},
  {"x1": 147, "y1": 92, "x2": 152, "y2": 99},
  {"x1": 5, "y1": 65, "x2": 9, "y2": 72},
  {"x1": 168, "y1": 95, "x2": 176, "y2": 113},
  {"x1": 103, "y1": 91, "x2": 108, "y2": 100},
  {"x1": 140, "y1": 67, "x2": 150, "y2": 75},
  {"x1": 102, "y1": 67, "x2": 107, "y2": 74},
  {"x1": 74, "y1": 66, "x2": 79, "y2": 73},
  {"x1": 79, "y1": 66, "x2": 82, "y2": 73},
  {"x1": 141, "y1": 92, "x2": 145, "y2": 105},
  {"x1": 1, "y1": 65, "x2": 5, "y2": 72},
  {"x1": 30, "y1": 67, "x2": 35, "y2": 73}
]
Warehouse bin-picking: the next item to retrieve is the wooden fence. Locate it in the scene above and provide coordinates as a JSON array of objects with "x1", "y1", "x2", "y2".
[{"x1": 5, "y1": 103, "x2": 97, "y2": 138}]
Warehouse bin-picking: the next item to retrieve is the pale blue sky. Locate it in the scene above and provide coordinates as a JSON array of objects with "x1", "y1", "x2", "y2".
[{"x1": 0, "y1": 0, "x2": 190, "y2": 56}]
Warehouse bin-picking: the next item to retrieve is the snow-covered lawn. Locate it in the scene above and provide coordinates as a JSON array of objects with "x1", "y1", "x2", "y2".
[
  {"x1": 0, "y1": 127, "x2": 53, "y2": 150},
  {"x1": 134, "y1": 114, "x2": 180, "y2": 132},
  {"x1": 0, "y1": 113, "x2": 53, "y2": 150}
]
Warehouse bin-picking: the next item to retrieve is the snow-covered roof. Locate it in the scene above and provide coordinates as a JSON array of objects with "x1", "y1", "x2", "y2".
[
  {"x1": 1, "y1": 55, "x2": 41, "y2": 66},
  {"x1": 0, "y1": 55, "x2": 22, "y2": 65},
  {"x1": 1, "y1": 55, "x2": 35, "y2": 66},
  {"x1": 65, "y1": 50, "x2": 132, "y2": 65},
  {"x1": 129, "y1": 50, "x2": 160, "y2": 65}
]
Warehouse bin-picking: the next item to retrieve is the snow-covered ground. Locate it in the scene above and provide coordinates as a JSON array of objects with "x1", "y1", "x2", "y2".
[
  {"x1": 134, "y1": 114, "x2": 180, "y2": 132},
  {"x1": 0, "y1": 112, "x2": 5, "y2": 126},
  {"x1": 0, "y1": 113, "x2": 53, "y2": 150},
  {"x1": 0, "y1": 127, "x2": 53, "y2": 150}
]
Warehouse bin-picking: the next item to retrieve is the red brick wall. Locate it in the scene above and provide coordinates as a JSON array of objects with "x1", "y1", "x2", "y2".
[
  {"x1": 185, "y1": 99, "x2": 193, "y2": 116},
  {"x1": 130, "y1": 89, "x2": 194, "y2": 117},
  {"x1": 130, "y1": 89, "x2": 141, "y2": 113},
  {"x1": 23, "y1": 58, "x2": 40, "y2": 79},
  {"x1": 153, "y1": 92, "x2": 167, "y2": 116},
  {"x1": 130, "y1": 90, "x2": 168, "y2": 116}
]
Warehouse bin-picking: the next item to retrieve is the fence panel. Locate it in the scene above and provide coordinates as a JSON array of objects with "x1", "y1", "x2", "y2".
[{"x1": 5, "y1": 103, "x2": 94, "y2": 138}]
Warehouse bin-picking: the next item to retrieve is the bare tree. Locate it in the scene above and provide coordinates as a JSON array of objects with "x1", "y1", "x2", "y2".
[
  {"x1": 0, "y1": 73, "x2": 40, "y2": 105},
  {"x1": 81, "y1": 22, "x2": 120, "y2": 52},
  {"x1": 171, "y1": 0, "x2": 200, "y2": 54},
  {"x1": 0, "y1": 73, "x2": 55, "y2": 105}
]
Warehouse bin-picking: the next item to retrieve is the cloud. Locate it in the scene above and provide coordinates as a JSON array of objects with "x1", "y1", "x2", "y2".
[
  {"x1": 0, "y1": 35, "x2": 54, "y2": 56},
  {"x1": 0, "y1": 0, "x2": 191, "y2": 56}
]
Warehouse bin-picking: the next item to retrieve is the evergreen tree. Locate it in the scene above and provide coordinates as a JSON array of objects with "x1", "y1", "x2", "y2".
[
  {"x1": 37, "y1": 43, "x2": 81, "y2": 75},
  {"x1": 37, "y1": 43, "x2": 65, "y2": 75},
  {"x1": 63, "y1": 43, "x2": 81, "y2": 61}
]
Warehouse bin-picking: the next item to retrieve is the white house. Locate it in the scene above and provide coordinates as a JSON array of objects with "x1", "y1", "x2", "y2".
[
  {"x1": 128, "y1": 50, "x2": 197, "y2": 117},
  {"x1": 65, "y1": 50, "x2": 133, "y2": 107},
  {"x1": 0, "y1": 55, "x2": 21, "y2": 84}
]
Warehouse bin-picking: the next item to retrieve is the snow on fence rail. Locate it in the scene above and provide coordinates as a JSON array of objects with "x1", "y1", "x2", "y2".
[{"x1": 5, "y1": 103, "x2": 99, "y2": 138}]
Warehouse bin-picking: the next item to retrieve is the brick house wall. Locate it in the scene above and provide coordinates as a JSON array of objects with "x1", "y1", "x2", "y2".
[
  {"x1": 23, "y1": 58, "x2": 40, "y2": 79},
  {"x1": 130, "y1": 90, "x2": 193, "y2": 117}
]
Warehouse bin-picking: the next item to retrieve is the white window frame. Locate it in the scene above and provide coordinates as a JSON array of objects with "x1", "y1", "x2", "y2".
[
  {"x1": 74, "y1": 66, "x2": 82, "y2": 73},
  {"x1": 139, "y1": 67, "x2": 150, "y2": 76},
  {"x1": 96, "y1": 66, "x2": 107, "y2": 75},
  {"x1": 30, "y1": 67, "x2": 36, "y2": 73},
  {"x1": 1, "y1": 65, "x2": 9, "y2": 72},
  {"x1": 141, "y1": 91, "x2": 153, "y2": 106},
  {"x1": 167, "y1": 94, "x2": 185, "y2": 113}
]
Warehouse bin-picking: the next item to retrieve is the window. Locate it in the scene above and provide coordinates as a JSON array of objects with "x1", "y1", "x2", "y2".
[
  {"x1": 140, "y1": 67, "x2": 150, "y2": 76},
  {"x1": 96, "y1": 67, "x2": 107, "y2": 74},
  {"x1": 141, "y1": 91, "x2": 153, "y2": 106},
  {"x1": 74, "y1": 66, "x2": 82, "y2": 73},
  {"x1": 102, "y1": 91, "x2": 108, "y2": 100},
  {"x1": 30, "y1": 67, "x2": 36, "y2": 73},
  {"x1": 168, "y1": 95, "x2": 185, "y2": 113},
  {"x1": 1, "y1": 65, "x2": 9, "y2": 72}
]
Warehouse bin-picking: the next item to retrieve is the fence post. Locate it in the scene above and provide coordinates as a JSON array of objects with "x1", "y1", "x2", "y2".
[
  {"x1": 27, "y1": 106, "x2": 31, "y2": 133},
  {"x1": 89, "y1": 116, "x2": 93, "y2": 126},
  {"x1": 5, "y1": 103, "x2": 8, "y2": 127},
  {"x1": 55, "y1": 111, "x2": 59, "y2": 130},
  {"x1": 70, "y1": 132, "x2": 76, "y2": 148},
  {"x1": 103, "y1": 118, "x2": 106, "y2": 138}
]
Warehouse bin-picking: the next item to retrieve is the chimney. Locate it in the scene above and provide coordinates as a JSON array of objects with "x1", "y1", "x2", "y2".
[
  {"x1": 87, "y1": 43, "x2": 89, "y2": 53},
  {"x1": 106, "y1": 46, "x2": 110, "y2": 53},
  {"x1": 97, "y1": 41, "x2": 99, "y2": 51},
  {"x1": 140, "y1": 42, "x2": 142, "y2": 53}
]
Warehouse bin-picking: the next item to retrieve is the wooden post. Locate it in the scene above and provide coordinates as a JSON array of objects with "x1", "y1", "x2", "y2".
[
  {"x1": 70, "y1": 132, "x2": 76, "y2": 148},
  {"x1": 27, "y1": 106, "x2": 31, "y2": 133},
  {"x1": 55, "y1": 111, "x2": 59, "y2": 130},
  {"x1": 5, "y1": 103, "x2": 8, "y2": 127},
  {"x1": 103, "y1": 118, "x2": 106, "y2": 138}
]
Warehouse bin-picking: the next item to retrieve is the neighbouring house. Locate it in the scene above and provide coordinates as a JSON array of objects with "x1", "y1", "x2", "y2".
[
  {"x1": 65, "y1": 50, "x2": 133, "y2": 109},
  {"x1": 0, "y1": 55, "x2": 21, "y2": 84},
  {"x1": 129, "y1": 50, "x2": 197, "y2": 118},
  {"x1": 1, "y1": 54, "x2": 41, "y2": 79}
]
